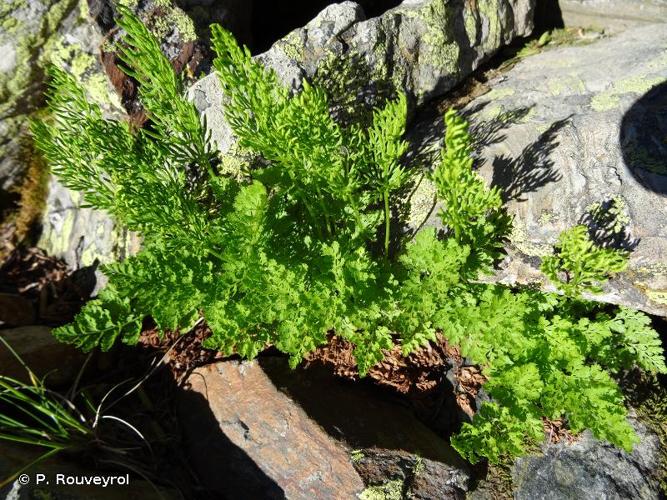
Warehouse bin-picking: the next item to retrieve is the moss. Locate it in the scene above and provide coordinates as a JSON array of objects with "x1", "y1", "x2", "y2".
[
  {"x1": 359, "y1": 480, "x2": 404, "y2": 500},
  {"x1": 591, "y1": 76, "x2": 664, "y2": 112}
]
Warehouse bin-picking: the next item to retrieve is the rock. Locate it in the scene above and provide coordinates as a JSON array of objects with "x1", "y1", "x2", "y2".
[
  {"x1": 178, "y1": 359, "x2": 366, "y2": 498},
  {"x1": 411, "y1": 23, "x2": 667, "y2": 316},
  {"x1": 38, "y1": 178, "x2": 141, "y2": 274},
  {"x1": 0, "y1": 326, "x2": 87, "y2": 385},
  {"x1": 0, "y1": 442, "x2": 179, "y2": 499},
  {"x1": 179, "y1": 358, "x2": 472, "y2": 498},
  {"x1": 559, "y1": 0, "x2": 667, "y2": 34},
  {"x1": 0, "y1": 293, "x2": 35, "y2": 326},
  {"x1": 190, "y1": 0, "x2": 537, "y2": 154},
  {"x1": 513, "y1": 418, "x2": 662, "y2": 499},
  {"x1": 260, "y1": 357, "x2": 472, "y2": 498}
]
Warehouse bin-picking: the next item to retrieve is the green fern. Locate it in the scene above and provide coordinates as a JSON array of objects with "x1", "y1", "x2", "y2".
[{"x1": 32, "y1": 9, "x2": 666, "y2": 466}]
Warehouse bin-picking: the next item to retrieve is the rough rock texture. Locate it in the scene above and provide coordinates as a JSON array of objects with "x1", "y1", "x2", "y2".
[
  {"x1": 0, "y1": 0, "x2": 120, "y2": 193},
  {"x1": 560, "y1": 0, "x2": 667, "y2": 34},
  {"x1": 260, "y1": 357, "x2": 472, "y2": 498},
  {"x1": 411, "y1": 23, "x2": 667, "y2": 316},
  {"x1": 179, "y1": 358, "x2": 471, "y2": 498},
  {"x1": 0, "y1": 326, "x2": 87, "y2": 385},
  {"x1": 178, "y1": 360, "x2": 366, "y2": 498},
  {"x1": 190, "y1": 0, "x2": 536, "y2": 155},
  {"x1": 38, "y1": 179, "x2": 141, "y2": 273},
  {"x1": 513, "y1": 419, "x2": 662, "y2": 499}
]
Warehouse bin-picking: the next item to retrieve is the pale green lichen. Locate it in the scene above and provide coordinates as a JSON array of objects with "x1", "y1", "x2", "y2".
[
  {"x1": 277, "y1": 30, "x2": 305, "y2": 61},
  {"x1": 547, "y1": 75, "x2": 585, "y2": 96},
  {"x1": 646, "y1": 290, "x2": 667, "y2": 306},
  {"x1": 510, "y1": 223, "x2": 553, "y2": 257},
  {"x1": 538, "y1": 211, "x2": 556, "y2": 225},
  {"x1": 406, "y1": 175, "x2": 438, "y2": 228},
  {"x1": 150, "y1": 5, "x2": 197, "y2": 43},
  {"x1": 585, "y1": 197, "x2": 631, "y2": 234},
  {"x1": 591, "y1": 75, "x2": 664, "y2": 112},
  {"x1": 358, "y1": 480, "x2": 404, "y2": 500}
]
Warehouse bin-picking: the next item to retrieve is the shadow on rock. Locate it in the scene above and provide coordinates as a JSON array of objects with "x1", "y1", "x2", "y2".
[
  {"x1": 579, "y1": 197, "x2": 640, "y2": 251},
  {"x1": 620, "y1": 80, "x2": 667, "y2": 195},
  {"x1": 177, "y1": 377, "x2": 286, "y2": 499},
  {"x1": 492, "y1": 116, "x2": 570, "y2": 202}
]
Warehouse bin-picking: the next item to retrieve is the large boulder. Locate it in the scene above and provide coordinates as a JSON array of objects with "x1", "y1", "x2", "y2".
[
  {"x1": 190, "y1": 0, "x2": 537, "y2": 154},
  {"x1": 410, "y1": 23, "x2": 667, "y2": 316},
  {"x1": 513, "y1": 418, "x2": 662, "y2": 499}
]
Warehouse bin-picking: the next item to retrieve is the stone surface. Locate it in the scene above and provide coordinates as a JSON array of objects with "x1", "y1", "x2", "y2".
[
  {"x1": 560, "y1": 0, "x2": 667, "y2": 34},
  {"x1": 178, "y1": 359, "x2": 366, "y2": 498},
  {"x1": 411, "y1": 23, "x2": 667, "y2": 316},
  {"x1": 0, "y1": 325, "x2": 86, "y2": 385},
  {"x1": 513, "y1": 418, "x2": 662, "y2": 500},
  {"x1": 190, "y1": 0, "x2": 537, "y2": 155},
  {"x1": 179, "y1": 358, "x2": 472, "y2": 498},
  {"x1": 38, "y1": 178, "x2": 141, "y2": 274}
]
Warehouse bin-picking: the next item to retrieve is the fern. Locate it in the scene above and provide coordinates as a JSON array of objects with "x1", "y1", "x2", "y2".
[{"x1": 33, "y1": 10, "x2": 666, "y2": 466}]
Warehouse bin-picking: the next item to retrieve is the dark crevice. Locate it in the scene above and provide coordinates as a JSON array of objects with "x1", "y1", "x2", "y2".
[{"x1": 249, "y1": 0, "x2": 401, "y2": 54}]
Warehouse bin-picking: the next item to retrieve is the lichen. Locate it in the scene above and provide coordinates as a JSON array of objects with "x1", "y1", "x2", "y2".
[
  {"x1": 277, "y1": 31, "x2": 305, "y2": 61},
  {"x1": 150, "y1": 5, "x2": 197, "y2": 44},
  {"x1": 510, "y1": 223, "x2": 553, "y2": 257},
  {"x1": 591, "y1": 76, "x2": 665, "y2": 112},
  {"x1": 358, "y1": 480, "x2": 404, "y2": 500}
]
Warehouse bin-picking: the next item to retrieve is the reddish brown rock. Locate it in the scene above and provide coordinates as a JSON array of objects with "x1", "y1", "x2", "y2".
[{"x1": 179, "y1": 360, "x2": 365, "y2": 499}]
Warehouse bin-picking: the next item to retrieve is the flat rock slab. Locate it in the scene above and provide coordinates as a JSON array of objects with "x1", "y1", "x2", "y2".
[
  {"x1": 179, "y1": 360, "x2": 365, "y2": 499},
  {"x1": 560, "y1": 0, "x2": 667, "y2": 34},
  {"x1": 412, "y1": 23, "x2": 667, "y2": 315}
]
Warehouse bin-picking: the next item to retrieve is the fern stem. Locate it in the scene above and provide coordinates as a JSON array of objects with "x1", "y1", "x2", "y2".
[{"x1": 383, "y1": 190, "x2": 390, "y2": 258}]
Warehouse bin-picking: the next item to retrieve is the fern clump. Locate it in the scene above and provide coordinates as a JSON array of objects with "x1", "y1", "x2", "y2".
[{"x1": 33, "y1": 7, "x2": 666, "y2": 464}]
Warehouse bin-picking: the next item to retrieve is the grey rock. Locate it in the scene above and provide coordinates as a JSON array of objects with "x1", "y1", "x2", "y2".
[
  {"x1": 412, "y1": 23, "x2": 667, "y2": 316},
  {"x1": 38, "y1": 178, "x2": 141, "y2": 280},
  {"x1": 513, "y1": 419, "x2": 662, "y2": 500},
  {"x1": 190, "y1": 0, "x2": 537, "y2": 155},
  {"x1": 560, "y1": 0, "x2": 667, "y2": 34}
]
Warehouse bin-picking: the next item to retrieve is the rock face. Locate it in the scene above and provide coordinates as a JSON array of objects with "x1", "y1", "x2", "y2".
[
  {"x1": 179, "y1": 360, "x2": 366, "y2": 498},
  {"x1": 38, "y1": 179, "x2": 141, "y2": 272},
  {"x1": 513, "y1": 419, "x2": 662, "y2": 500},
  {"x1": 559, "y1": 0, "x2": 667, "y2": 34},
  {"x1": 190, "y1": 0, "x2": 536, "y2": 154},
  {"x1": 411, "y1": 23, "x2": 667, "y2": 316},
  {"x1": 178, "y1": 358, "x2": 471, "y2": 498}
]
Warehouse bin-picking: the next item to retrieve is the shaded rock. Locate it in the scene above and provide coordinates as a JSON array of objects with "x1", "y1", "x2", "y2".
[
  {"x1": 411, "y1": 23, "x2": 667, "y2": 316},
  {"x1": 0, "y1": 326, "x2": 86, "y2": 385},
  {"x1": 559, "y1": 0, "x2": 667, "y2": 34},
  {"x1": 0, "y1": 442, "x2": 179, "y2": 499},
  {"x1": 260, "y1": 357, "x2": 471, "y2": 497},
  {"x1": 513, "y1": 418, "x2": 662, "y2": 500},
  {"x1": 0, "y1": 293, "x2": 35, "y2": 327},
  {"x1": 190, "y1": 0, "x2": 537, "y2": 154},
  {"x1": 178, "y1": 359, "x2": 365, "y2": 499}
]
